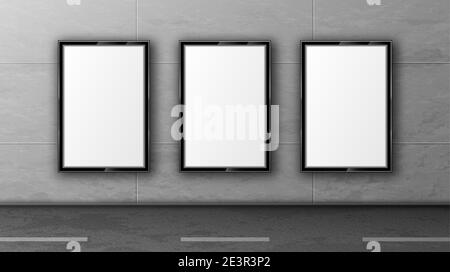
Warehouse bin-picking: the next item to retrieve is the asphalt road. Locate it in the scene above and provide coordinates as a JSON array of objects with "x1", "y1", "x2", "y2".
[{"x1": 0, "y1": 206, "x2": 448, "y2": 252}]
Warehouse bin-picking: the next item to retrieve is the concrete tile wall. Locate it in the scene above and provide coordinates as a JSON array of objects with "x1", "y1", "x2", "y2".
[
  {"x1": 138, "y1": 144, "x2": 312, "y2": 203},
  {"x1": 0, "y1": 0, "x2": 448, "y2": 204},
  {"x1": 138, "y1": 0, "x2": 313, "y2": 63},
  {"x1": 314, "y1": 0, "x2": 450, "y2": 62},
  {"x1": 0, "y1": 0, "x2": 136, "y2": 63},
  {"x1": 0, "y1": 145, "x2": 135, "y2": 203}
]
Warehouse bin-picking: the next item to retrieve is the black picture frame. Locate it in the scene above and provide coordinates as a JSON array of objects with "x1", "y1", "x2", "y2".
[
  {"x1": 300, "y1": 41, "x2": 392, "y2": 172},
  {"x1": 58, "y1": 40, "x2": 150, "y2": 172},
  {"x1": 180, "y1": 41, "x2": 271, "y2": 172}
]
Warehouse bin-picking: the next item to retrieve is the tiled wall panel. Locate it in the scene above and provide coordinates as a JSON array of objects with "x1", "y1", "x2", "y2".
[
  {"x1": 0, "y1": 0, "x2": 448, "y2": 204},
  {"x1": 0, "y1": 145, "x2": 135, "y2": 203},
  {"x1": 314, "y1": 0, "x2": 450, "y2": 62},
  {"x1": 137, "y1": 144, "x2": 312, "y2": 203},
  {"x1": 0, "y1": 0, "x2": 136, "y2": 63},
  {"x1": 138, "y1": 0, "x2": 313, "y2": 63},
  {"x1": 314, "y1": 145, "x2": 449, "y2": 203}
]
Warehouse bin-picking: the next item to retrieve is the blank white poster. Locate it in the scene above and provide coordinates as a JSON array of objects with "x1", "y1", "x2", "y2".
[
  {"x1": 304, "y1": 44, "x2": 390, "y2": 169},
  {"x1": 182, "y1": 43, "x2": 269, "y2": 170},
  {"x1": 62, "y1": 44, "x2": 146, "y2": 169}
]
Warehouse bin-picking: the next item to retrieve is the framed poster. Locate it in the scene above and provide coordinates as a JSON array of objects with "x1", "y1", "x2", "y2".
[
  {"x1": 180, "y1": 41, "x2": 271, "y2": 172},
  {"x1": 58, "y1": 41, "x2": 149, "y2": 172},
  {"x1": 301, "y1": 41, "x2": 392, "y2": 172}
]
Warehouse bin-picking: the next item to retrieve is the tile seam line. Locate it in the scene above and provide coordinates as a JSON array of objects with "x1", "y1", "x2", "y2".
[
  {"x1": 312, "y1": 0, "x2": 315, "y2": 40},
  {"x1": 136, "y1": 0, "x2": 138, "y2": 40},
  {"x1": 0, "y1": 142, "x2": 449, "y2": 145},
  {"x1": 312, "y1": 172, "x2": 315, "y2": 205},
  {"x1": 136, "y1": 173, "x2": 139, "y2": 205},
  {"x1": 0, "y1": 142, "x2": 56, "y2": 145},
  {"x1": 0, "y1": 62, "x2": 449, "y2": 65},
  {"x1": 280, "y1": 142, "x2": 450, "y2": 145},
  {"x1": 0, "y1": 202, "x2": 448, "y2": 205}
]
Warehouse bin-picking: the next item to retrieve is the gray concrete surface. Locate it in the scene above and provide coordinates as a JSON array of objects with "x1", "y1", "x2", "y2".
[{"x1": 0, "y1": 0, "x2": 448, "y2": 204}]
